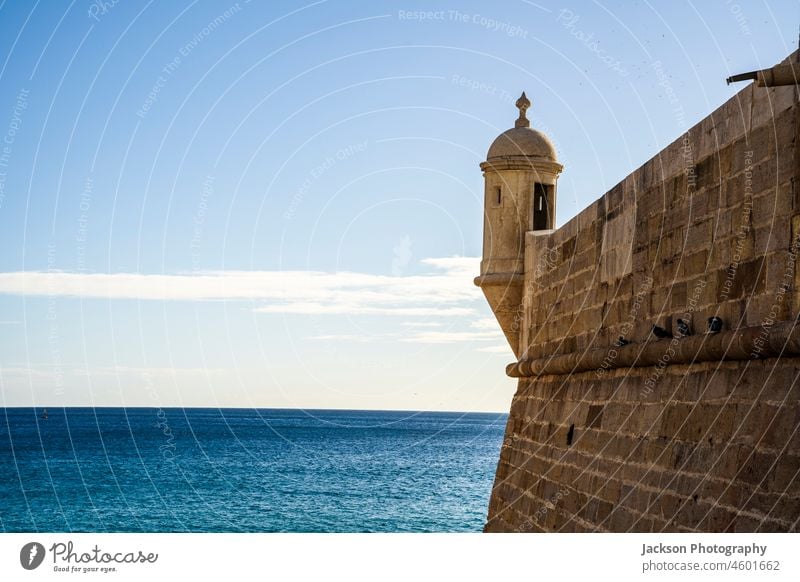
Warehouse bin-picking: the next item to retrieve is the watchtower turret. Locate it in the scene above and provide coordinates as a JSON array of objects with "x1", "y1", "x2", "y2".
[{"x1": 474, "y1": 93, "x2": 563, "y2": 356}]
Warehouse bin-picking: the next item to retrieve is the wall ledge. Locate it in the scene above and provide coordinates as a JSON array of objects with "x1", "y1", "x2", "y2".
[
  {"x1": 506, "y1": 320, "x2": 800, "y2": 378},
  {"x1": 473, "y1": 272, "x2": 525, "y2": 287}
]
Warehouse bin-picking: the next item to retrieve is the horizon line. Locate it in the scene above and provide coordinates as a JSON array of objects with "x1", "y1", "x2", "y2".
[{"x1": 2, "y1": 405, "x2": 509, "y2": 415}]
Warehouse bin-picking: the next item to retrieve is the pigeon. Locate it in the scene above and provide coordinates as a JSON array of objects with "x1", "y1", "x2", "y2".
[
  {"x1": 676, "y1": 319, "x2": 692, "y2": 337},
  {"x1": 651, "y1": 325, "x2": 672, "y2": 339},
  {"x1": 615, "y1": 336, "x2": 630, "y2": 347},
  {"x1": 707, "y1": 317, "x2": 723, "y2": 334}
]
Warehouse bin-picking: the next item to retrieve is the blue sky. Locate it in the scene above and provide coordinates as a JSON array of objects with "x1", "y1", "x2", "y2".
[{"x1": 0, "y1": 0, "x2": 797, "y2": 411}]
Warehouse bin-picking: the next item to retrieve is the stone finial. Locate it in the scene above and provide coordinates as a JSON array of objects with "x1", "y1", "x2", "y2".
[{"x1": 515, "y1": 91, "x2": 531, "y2": 128}]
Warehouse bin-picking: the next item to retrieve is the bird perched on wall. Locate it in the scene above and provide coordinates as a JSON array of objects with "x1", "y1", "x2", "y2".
[
  {"x1": 615, "y1": 336, "x2": 630, "y2": 347},
  {"x1": 676, "y1": 319, "x2": 692, "y2": 337},
  {"x1": 651, "y1": 325, "x2": 672, "y2": 339},
  {"x1": 707, "y1": 317, "x2": 723, "y2": 334}
]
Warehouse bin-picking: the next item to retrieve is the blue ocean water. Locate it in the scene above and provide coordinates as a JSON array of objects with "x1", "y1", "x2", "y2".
[{"x1": 0, "y1": 408, "x2": 506, "y2": 532}]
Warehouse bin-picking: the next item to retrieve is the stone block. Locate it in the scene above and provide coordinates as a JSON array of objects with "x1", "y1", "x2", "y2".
[
  {"x1": 751, "y1": 85, "x2": 796, "y2": 129},
  {"x1": 754, "y1": 223, "x2": 790, "y2": 255},
  {"x1": 682, "y1": 250, "x2": 710, "y2": 279}
]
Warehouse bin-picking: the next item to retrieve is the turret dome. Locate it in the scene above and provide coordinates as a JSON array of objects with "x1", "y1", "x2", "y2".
[
  {"x1": 487, "y1": 127, "x2": 558, "y2": 161},
  {"x1": 486, "y1": 92, "x2": 558, "y2": 163}
]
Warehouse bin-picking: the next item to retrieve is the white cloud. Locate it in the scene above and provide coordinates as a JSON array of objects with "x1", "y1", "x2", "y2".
[
  {"x1": 0, "y1": 258, "x2": 513, "y2": 351},
  {"x1": 419, "y1": 256, "x2": 478, "y2": 273},
  {"x1": 73, "y1": 366, "x2": 231, "y2": 377},
  {"x1": 255, "y1": 304, "x2": 474, "y2": 316},
  {"x1": 470, "y1": 317, "x2": 500, "y2": 330},
  {"x1": 306, "y1": 334, "x2": 378, "y2": 342},
  {"x1": 401, "y1": 330, "x2": 504, "y2": 344},
  {"x1": 476, "y1": 345, "x2": 513, "y2": 354},
  {"x1": 0, "y1": 366, "x2": 62, "y2": 380},
  {"x1": 0, "y1": 257, "x2": 481, "y2": 317},
  {"x1": 0, "y1": 365, "x2": 231, "y2": 380}
]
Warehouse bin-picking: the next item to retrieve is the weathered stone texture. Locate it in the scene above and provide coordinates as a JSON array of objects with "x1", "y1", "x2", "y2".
[
  {"x1": 487, "y1": 361, "x2": 800, "y2": 532},
  {"x1": 484, "y1": 54, "x2": 800, "y2": 532}
]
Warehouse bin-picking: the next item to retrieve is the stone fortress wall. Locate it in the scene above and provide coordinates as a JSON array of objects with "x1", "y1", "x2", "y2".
[{"x1": 482, "y1": 53, "x2": 800, "y2": 532}]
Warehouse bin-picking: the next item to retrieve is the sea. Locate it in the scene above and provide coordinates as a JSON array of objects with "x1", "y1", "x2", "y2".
[{"x1": 0, "y1": 408, "x2": 506, "y2": 532}]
